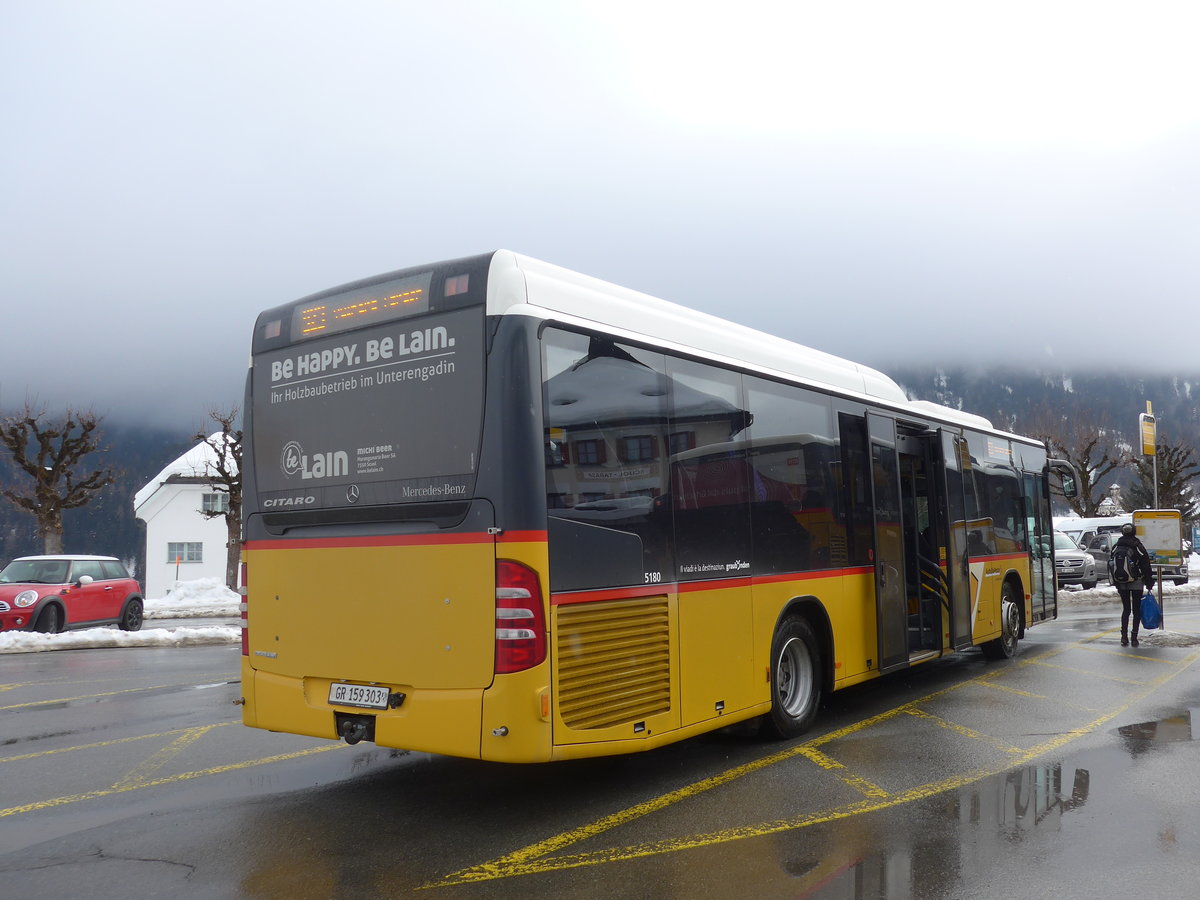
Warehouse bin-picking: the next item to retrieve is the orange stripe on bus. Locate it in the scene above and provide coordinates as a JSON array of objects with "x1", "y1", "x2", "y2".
[
  {"x1": 245, "y1": 530, "x2": 548, "y2": 552},
  {"x1": 551, "y1": 566, "x2": 874, "y2": 605},
  {"x1": 244, "y1": 533, "x2": 493, "y2": 551},
  {"x1": 971, "y1": 552, "x2": 1029, "y2": 563},
  {"x1": 496, "y1": 531, "x2": 548, "y2": 543}
]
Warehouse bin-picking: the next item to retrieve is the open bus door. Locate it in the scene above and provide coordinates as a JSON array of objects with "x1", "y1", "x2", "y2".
[
  {"x1": 939, "y1": 430, "x2": 975, "y2": 651},
  {"x1": 1032, "y1": 458, "x2": 1080, "y2": 622},
  {"x1": 867, "y1": 413, "x2": 909, "y2": 673}
]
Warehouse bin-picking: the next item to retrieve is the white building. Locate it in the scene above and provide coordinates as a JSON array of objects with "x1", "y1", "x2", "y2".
[{"x1": 134, "y1": 435, "x2": 236, "y2": 599}]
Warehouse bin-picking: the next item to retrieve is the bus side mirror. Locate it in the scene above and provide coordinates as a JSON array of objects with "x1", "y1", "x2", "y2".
[
  {"x1": 1047, "y1": 459, "x2": 1079, "y2": 499},
  {"x1": 1059, "y1": 471, "x2": 1078, "y2": 498}
]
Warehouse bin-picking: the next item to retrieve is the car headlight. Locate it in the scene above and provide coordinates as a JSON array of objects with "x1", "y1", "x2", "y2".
[{"x1": 14, "y1": 590, "x2": 39, "y2": 608}]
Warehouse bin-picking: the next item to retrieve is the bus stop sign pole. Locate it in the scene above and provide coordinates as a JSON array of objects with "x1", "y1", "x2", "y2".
[{"x1": 1137, "y1": 406, "x2": 1165, "y2": 628}]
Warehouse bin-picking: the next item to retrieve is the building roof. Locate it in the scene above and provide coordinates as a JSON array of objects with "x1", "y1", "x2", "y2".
[{"x1": 133, "y1": 433, "x2": 237, "y2": 512}]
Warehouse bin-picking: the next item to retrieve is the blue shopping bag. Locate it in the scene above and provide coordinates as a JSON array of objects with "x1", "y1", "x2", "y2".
[{"x1": 1140, "y1": 591, "x2": 1161, "y2": 630}]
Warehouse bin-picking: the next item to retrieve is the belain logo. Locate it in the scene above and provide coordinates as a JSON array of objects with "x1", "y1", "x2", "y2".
[
  {"x1": 281, "y1": 441, "x2": 303, "y2": 476},
  {"x1": 280, "y1": 440, "x2": 349, "y2": 480}
]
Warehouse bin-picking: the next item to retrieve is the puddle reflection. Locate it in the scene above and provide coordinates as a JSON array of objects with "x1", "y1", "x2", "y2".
[
  {"x1": 788, "y1": 762, "x2": 1091, "y2": 899},
  {"x1": 1117, "y1": 710, "x2": 1196, "y2": 745}
]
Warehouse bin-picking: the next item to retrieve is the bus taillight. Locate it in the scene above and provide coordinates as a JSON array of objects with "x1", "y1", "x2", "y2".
[
  {"x1": 495, "y1": 559, "x2": 546, "y2": 674},
  {"x1": 240, "y1": 560, "x2": 249, "y2": 657}
]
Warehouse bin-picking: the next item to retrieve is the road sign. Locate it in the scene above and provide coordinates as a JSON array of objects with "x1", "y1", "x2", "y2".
[
  {"x1": 1133, "y1": 509, "x2": 1183, "y2": 567},
  {"x1": 1139, "y1": 412, "x2": 1156, "y2": 456}
]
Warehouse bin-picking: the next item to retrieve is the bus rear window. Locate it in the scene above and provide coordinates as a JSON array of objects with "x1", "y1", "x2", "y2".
[{"x1": 251, "y1": 306, "x2": 485, "y2": 510}]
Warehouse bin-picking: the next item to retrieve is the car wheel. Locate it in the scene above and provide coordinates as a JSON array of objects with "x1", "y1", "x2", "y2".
[
  {"x1": 119, "y1": 598, "x2": 144, "y2": 632},
  {"x1": 761, "y1": 616, "x2": 823, "y2": 739},
  {"x1": 1082, "y1": 578, "x2": 1098, "y2": 590},
  {"x1": 1173, "y1": 578, "x2": 1188, "y2": 586},
  {"x1": 34, "y1": 604, "x2": 62, "y2": 634}
]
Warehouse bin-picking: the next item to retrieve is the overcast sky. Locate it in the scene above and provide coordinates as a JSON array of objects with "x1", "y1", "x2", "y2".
[{"x1": 3, "y1": 1, "x2": 1199, "y2": 429}]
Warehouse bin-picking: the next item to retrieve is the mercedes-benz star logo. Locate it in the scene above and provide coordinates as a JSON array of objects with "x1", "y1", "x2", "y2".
[{"x1": 346, "y1": 484, "x2": 361, "y2": 504}]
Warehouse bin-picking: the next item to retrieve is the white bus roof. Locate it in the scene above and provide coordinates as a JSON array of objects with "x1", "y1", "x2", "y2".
[{"x1": 485, "y1": 251, "x2": 1010, "y2": 438}]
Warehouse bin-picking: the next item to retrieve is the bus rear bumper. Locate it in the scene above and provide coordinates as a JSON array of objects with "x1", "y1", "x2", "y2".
[{"x1": 242, "y1": 661, "x2": 485, "y2": 759}]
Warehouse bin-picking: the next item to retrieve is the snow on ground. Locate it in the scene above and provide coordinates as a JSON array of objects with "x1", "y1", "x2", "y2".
[
  {"x1": 0, "y1": 578, "x2": 239, "y2": 654},
  {"x1": 1057, "y1": 552, "x2": 1200, "y2": 605},
  {"x1": 0, "y1": 624, "x2": 240, "y2": 654}
]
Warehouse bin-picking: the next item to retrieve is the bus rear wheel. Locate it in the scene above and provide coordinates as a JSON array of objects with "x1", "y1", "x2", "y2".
[{"x1": 762, "y1": 616, "x2": 822, "y2": 739}]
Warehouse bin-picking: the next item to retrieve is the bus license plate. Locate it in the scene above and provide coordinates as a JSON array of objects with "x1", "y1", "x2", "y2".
[{"x1": 328, "y1": 682, "x2": 389, "y2": 710}]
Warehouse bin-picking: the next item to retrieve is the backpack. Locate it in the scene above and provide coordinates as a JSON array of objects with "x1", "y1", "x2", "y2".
[{"x1": 1110, "y1": 544, "x2": 1139, "y2": 584}]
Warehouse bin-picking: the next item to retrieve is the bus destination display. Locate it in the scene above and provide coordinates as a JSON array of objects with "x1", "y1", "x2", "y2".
[{"x1": 291, "y1": 272, "x2": 432, "y2": 341}]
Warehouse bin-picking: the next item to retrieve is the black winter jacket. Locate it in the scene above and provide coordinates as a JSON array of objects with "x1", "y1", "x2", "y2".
[{"x1": 1109, "y1": 533, "x2": 1154, "y2": 591}]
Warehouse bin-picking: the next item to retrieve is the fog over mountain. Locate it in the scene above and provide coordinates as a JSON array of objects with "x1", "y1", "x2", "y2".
[
  {"x1": 889, "y1": 365, "x2": 1200, "y2": 450},
  {"x1": 4, "y1": 364, "x2": 1197, "y2": 575},
  {"x1": 4, "y1": 4, "x2": 1200, "y2": 427}
]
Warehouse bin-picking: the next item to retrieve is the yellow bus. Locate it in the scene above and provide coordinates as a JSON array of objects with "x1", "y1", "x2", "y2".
[{"x1": 240, "y1": 251, "x2": 1077, "y2": 762}]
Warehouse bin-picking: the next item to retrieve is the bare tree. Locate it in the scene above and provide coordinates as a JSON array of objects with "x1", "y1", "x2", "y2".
[
  {"x1": 0, "y1": 403, "x2": 116, "y2": 554},
  {"x1": 1125, "y1": 435, "x2": 1200, "y2": 524},
  {"x1": 1024, "y1": 405, "x2": 1125, "y2": 516},
  {"x1": 195, "y1": 408, "x2": 243, "y2": 591}
]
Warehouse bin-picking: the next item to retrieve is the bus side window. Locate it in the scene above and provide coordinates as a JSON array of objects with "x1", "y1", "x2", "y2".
[
  {"x1": 541, "y1": 329, "x2": 675, "y2": 590},
  {"x1": 666, "y1": 357, "x2": 752, "y2": 580},
  {"x1": 744, "y1": 375, "x2": 837, "y2": 574}
]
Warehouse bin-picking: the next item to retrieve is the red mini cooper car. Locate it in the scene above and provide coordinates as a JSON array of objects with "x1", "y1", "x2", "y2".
[{"x1": 0, "y1": 555, "x2": 144, "y2": 633}]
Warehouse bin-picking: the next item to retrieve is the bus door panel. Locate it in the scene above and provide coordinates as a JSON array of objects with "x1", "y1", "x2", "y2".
[
  {"x1": 939, "y1": 431, "x2": 974, "y2": 650},
  {"x1": 896, "y1": 430, "x2": 941, "y2": 654},
  {"x1": 1023, "y1": 472, "x2": 1056, "y2": 623},
  {"x1": 867, "y1": 413, "x2": 908, "y2": 673}
]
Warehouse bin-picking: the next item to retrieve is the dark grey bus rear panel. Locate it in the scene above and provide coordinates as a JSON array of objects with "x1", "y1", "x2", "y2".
[{"x1": 242, "y1": 252, "x2": 549, "y2": 541}]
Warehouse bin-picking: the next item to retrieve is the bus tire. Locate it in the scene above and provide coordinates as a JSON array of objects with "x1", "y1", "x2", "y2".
[
  {"x1": 981, "y1": 582, "x2": 1020, "y2": 660},
  {"x1": 762, "y1": 616, "x2": 822, "y2": 739}
]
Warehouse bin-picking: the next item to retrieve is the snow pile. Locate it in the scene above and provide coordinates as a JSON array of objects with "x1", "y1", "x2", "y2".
[
  {"x1": 1, "y1": 578, "x2": 239, "y2": 654},
  {"x1": 0, "y1": 625, "x2": 239, "y2": 654},
  {"x1": 1137, "y1": 629, "x2": 1200, "y2": 648},
  {"x1": 147, "y1": 577, "x2": 240, "y2": 618}
]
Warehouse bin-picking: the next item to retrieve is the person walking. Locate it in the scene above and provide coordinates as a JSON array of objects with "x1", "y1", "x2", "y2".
[{"x1": 1108, "y1": 523, "x2": 1155, "y2": 647}]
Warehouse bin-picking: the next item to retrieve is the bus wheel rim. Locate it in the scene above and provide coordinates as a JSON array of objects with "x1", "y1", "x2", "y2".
[{"x1": 778, "y1": 636, "x2": 813, "y2": 717}]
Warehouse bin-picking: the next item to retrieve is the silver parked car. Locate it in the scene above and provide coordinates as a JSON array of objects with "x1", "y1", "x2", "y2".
[{"x1": 1054, "y1": 531, "x2": 1098, "y2": 589}]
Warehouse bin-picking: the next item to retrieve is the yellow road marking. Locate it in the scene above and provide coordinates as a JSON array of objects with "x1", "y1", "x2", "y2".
[
  {"x1": 793, "y1": 746, "x2": 889, "y2": 798},
  {"x1": 429, "y1": 643, "x2": 1200, "y2": 888},
  {"x1": 0, "y1": 681, "x2": 233, "y2": 712},
  {"x1": 0, "y1": 722, "x2": 237, "y2": 764},
  {"x1": 903, "y1": 707, "x2": 1024, "y2": 755},
  {"x1": 1024, "y1": 658, "x2": 1149, "y2": 685},
  {"x1": 441, "y1": 741, "x2": 817, "y2": 881},
  {"x1": 0, "y1": 744, "x2": 344, "y2": 818},
  {"x1": 111, "y1": 725, "x2": 220, "y2": 790},
  {"x1": 972, "y1": 679, "x2": 1050, "y2": 701},
  {"x1": 1079, "y1": 644, "x2": 1180, "y2": 664}
]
